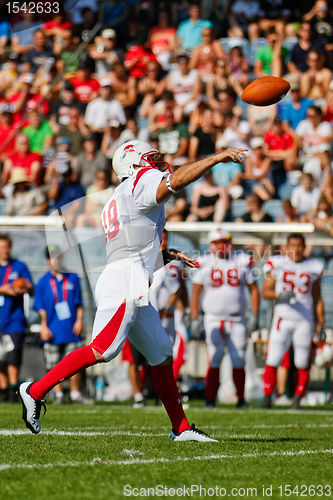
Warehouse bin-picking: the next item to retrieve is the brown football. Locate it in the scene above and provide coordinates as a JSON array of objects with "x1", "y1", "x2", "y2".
[
  {"x1": 12, "y1": 278, "x2": 27, "y2": 292},
  {"x1": 241, "y1": 76, "x2": 290, "y2": 106}
]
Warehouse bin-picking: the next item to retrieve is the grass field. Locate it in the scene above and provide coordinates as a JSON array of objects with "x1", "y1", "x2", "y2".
[{"x1": 1, "y1": 402, "x2": 333, "y2": 500}]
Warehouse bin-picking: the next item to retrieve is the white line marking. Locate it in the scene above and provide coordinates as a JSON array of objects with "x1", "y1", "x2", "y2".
[{"x1": 0, "y1": 449, "x2": 332, "y2": 471}]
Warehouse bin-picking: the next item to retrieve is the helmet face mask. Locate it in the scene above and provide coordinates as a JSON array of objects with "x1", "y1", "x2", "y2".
[{"x1": 113, "y1": 140, "x2": 170, "y2": 181}]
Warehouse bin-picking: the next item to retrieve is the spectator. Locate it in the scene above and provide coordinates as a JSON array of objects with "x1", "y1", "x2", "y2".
[
  {"x1": 288, "y1": 22, "x2": 324, "y2": 76},
  {"x1": 54, "y1": 30, "x2": 80, "y2": 75},
  {"x1": 149, "y1": 11, "x2": 177, "y2": 69},
  {"x1": 74, "y1": 135, "x2": 108, "y2": 189},
  {"x1": 70, "y1": 60, "x2": 100, "y2": 104},
  {"x1": 149, "y1": 91, "x2": 184, "y2": 132},
  {"x1": 300, "y1": 50, "x2": 332, "y2": 101},
  {"x1": 0, "y1": 233, "x2": 33, "y2": 402},
  {"x1": 0, "y1": 106, "x2": 17, "y2": 162},
  {"x1": 229, "y1": 0, "x2": 263, "y2": 40},
  {"x1": 22, "y1": 110, "x2": 53, "y2": 154},
  {"x1": 101, "y1": 120, "x2": 134, "y2": 159},
  {"x1": 227, "y1": 46, "x2": 250, "y2": 89},
  {"x1": 243, "y1": 137, "x2": 275, "y2": 200},
  {"x1": 23, "y1": 30, "x2": 56, "y2": 75},
  {"x1": 50, "y1": 81, "x2": 85, "y2": 127},
  {"x1": 42, "y1": 12, "x2": 73, "y2": 38},
  {"x1": 188, "y1": 108, "x2": 216, "y2": 161},
  {"x1": 237, "y1": 193, "x2": 273, "y2": 222},
  {"x1": 56, "y1": 107, "x2": 88, "y2": 156},
  {"x1": 213, "y1": 87, "x2": 237, "y2": 126},
  {"x1": 76, "y1": 170, "x2": 114, "y2": 228},
  {"x1": 277, "y1": 198, "x2": 300, "y2": 222},
  {"x1": 138, "y1": 62, "x2": 166, "y2": 118},
  {"x1": 11, "y1": 13, "x2": 41, "y2": 54},
  {"x1": 278, "y1": 78, "x2": 313, "y2": 130},
  {"x1": 124, "y1": 39, "x2": 158, "y2": 79},
  {"x1": 84, "y1": 78, "x2": 126, "y2": 134},
  {"x1": 217, "y1": 109, "x2": 250, "y2": 150},
  {"x1": 249, "y1": 104, "x2": 278, "y2": 141},
  {"x1": 0, "y1": 18, "x2": 11, "y2": 56},
  {"x1": 206, "y1": 59, "x2": 233, "y2": 109},
  {"x1": 303, "y1": 0, "x2": 333, "y2": 67},
  {"x1": 254, "y1": 28, "x2": 286, "y2": 78},
  {"x1": 44, "y1": 137, "x2": 73, "y2": 184},
  {"x1": 263, "y1": 116, "x2": 296, "y2": 196},
  {"x1": 302, "y1": 195, "x2": 333, "y2": 232},
  {"x1": 157, "y1": 110, "x2": 190, "y2": 168},
  {"x1": 290, "y1": 172, "x2": 321, "y2": 217},
  {"x1": 166, "y1": 54, "x2": 202, "y2": 117},
  {"x1": 189, "y1": 27, "x2": 225, "y2": 82},
  {"x1": 89, "y1": 28, "x2": 122, "y2": 77},
  {"x1": 176, "y1": 3, "x2": 212, "y2": 50},
  {"x1": 2, "y1": 134, "x2": 42, "y2": 187},
  {"x1": 187, "y1": 172, "x2": 229, "y2": 222},
  {"x1": 6, "y1": 169, "x2": 47, "y2": 216},
  {"x1": 106, "y1": 62, "x2": 137, "y2": 109},
  {"x1": 296, "y1": 105, "x2": 332, "y2": 167},
  {"x1": 164, "y1": 186, "x2": 188, "y2": 222},
  {"x1": 0, "y1": 53, "x2": 21, "y2": 94},
  {"x1": 48, "y1": 168, "x2": 85, "y2": 226},
  {"x1": 322, "y1": 80, "x2": 333, "y2": 123},
  {"x1": 212, "y1": 142, "x2": 244, "y2": 200},
  {"x1": 34, "y1": 245, "x2": 84, "y2": 404}
]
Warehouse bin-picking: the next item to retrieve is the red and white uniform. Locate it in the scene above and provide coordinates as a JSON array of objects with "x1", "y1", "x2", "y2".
[
  {"x1": 265, "y1": 255, "x2": 323, "y2": 368},
  {"x1": 193, "y1": 252, "x2": 255, "y2": 368},
  {"x1": 91, "y1": 167, "x2": 173, "y2": 365}
]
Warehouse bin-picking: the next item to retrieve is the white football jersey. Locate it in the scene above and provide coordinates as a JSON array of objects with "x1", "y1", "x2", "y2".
[
  {"x1": 264, "y1": 255, "x2": 324, "y2": 321},
  {"x1": 101, "y1": 167, "x2": 168, "y2": 277},
  {"x1": 150, "y1": 260, "x2": 182, "y2": 312},
  {"x1": 192, "y1": 252, "x2": 255, "y2": 320}
]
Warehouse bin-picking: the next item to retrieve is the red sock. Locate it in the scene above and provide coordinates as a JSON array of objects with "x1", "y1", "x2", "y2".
[
  {"x1": 172, "y1": 335, "x2": 186, "y2": 380},
  {"x1": 233, "y1": 368, "x2": 245, "y2": 400},
  {"x1": 205, "y1": 366, "x2": 220, "y2": 401},
  {"x1": 295, "y1": 368, "x2": 310, "y2": 396},
  {"x1": 30, "y1": 346, "x2": 97, "y2": 400},
  {"x1": 263, "y1": 364, "x2": 277, "y2": 396},
  {"x1": 151, "y1": 363, "x2": 190, "y2": 433}
]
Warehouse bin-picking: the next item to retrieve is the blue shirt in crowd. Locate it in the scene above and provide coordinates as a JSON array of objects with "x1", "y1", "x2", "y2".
[
  {"x1": 278, "y1": 98, "x2": 313, "y2": 130},
  {"x1": 212, "y1": 162, "x2": 243, "y2": 186},
  {"x1": 34, "y1": 271, "x2": 83, "y2": 344},
  {"x1": 177, "y1": 18, "x2": 212, "y2": 50},
  {"x1": 0, "y1": 259, "x2": 32, "y2": 334}
]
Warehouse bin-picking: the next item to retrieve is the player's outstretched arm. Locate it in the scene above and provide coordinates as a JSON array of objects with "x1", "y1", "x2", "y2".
[{"x1": 156, "y1": 149, "x2": 247, "y2": 203}]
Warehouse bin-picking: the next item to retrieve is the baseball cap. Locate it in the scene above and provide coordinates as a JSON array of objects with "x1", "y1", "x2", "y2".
[
  {"x1": 102, "y1": 28, "x2": 116, "y2": 39},
  {"x1": 9, "y1": 169, "x2": 28, "y2": 185},
  {"x1": 250, "y1": 137, "x2": 264, "y2": 149},
  {"x1": 100, "y1": 77, "x2": 112, "y2": 87},
  {"x1": 56, "y1": 136, "x2": 71, "y2": 146}
]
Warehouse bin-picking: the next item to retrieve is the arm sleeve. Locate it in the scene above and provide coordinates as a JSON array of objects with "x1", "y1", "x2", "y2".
[{"x1": 132, "y1": 168, "x2": 166, "y2": 210}]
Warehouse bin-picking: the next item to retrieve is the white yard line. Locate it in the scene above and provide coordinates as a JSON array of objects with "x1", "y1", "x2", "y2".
[{"x1": 0, "y1": 449, "x2": 332, "y2": 472}]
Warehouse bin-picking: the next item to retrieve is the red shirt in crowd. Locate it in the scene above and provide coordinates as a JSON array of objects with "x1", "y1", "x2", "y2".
[
  {"x1": 264, "y1": 130, "x2": 293, "y2": 150},
  {"x1": 70, "y1": 76, "x2": 100, "y2": 103},
  {"x1": 42, "y1": 20, "x2": 73, "y2": 31},
  {"x1": 7, "y1": 151, "x2": 42, "y2": 182},
  {"x1": 7, "y1": 92, "x2": 50, "y2": 127},
  {"x1": 0, "y1": 124, "x2": 17, "y2": 159},
  {"x1": 125, "y1": 45, "x2": 157, "y2": 78}
]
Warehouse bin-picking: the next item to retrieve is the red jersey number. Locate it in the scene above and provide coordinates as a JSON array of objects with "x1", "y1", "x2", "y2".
[
  {"x1": 103, "y1": 199, "x2": 120, "y2": 241},
  {"x1": 282, "y1": 271, "x2": 311, "y2": 295},
  {"x1": 210, "y1": 268, "x2": 240, "y2": 287}
]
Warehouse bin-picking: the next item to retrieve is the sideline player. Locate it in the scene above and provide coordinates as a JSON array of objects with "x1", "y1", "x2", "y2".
[
  {"x1": 262, "y1": 233, "x2": 325, "y2": 409},
  {"x1": 19, "y1": 139, "x2": 247, "y2": 441},
  {"x1": 191, "y1": 229, "x2": 260, "y2": 408},
  {"x1": 150, "y1": 230, "x2": 188, "y2": 379}
]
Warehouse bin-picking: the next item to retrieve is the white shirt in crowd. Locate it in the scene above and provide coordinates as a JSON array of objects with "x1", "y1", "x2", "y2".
[{"x1": 85, "y1": 97, "x2": 126, "y2": 129}]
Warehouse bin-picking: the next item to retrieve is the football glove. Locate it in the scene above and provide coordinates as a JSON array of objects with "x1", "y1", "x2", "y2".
[
  {"x1": 247, "y1": 314, "x2": 259, "y2": 333},
  {"x1": 191, "y1": 318, "x2": 201, "y2": 339},
  {"x1": 276, "y1": 290, "x2": 296, "y2": 303}
]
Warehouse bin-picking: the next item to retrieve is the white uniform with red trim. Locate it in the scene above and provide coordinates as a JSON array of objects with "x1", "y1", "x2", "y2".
[
  {"x1": 150, "y1": 260, "x2": 182, "y2": 343},
  {"x1": 265, "y1": 255, "x2": 324, "y2": 368},
  {"x1": 91, "y1": 167, "x2": 173, "y2": 365},
  {"x1": 193, "y1": 252, "x2": 255, "y2": 368}
]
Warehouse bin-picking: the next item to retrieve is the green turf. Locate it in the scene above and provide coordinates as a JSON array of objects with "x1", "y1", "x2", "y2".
[{"x1": 1, "y1": 402, "x2": 333, "y2": 500}]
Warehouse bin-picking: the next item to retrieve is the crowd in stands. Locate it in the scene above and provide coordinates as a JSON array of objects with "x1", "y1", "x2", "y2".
[{"x1": 0, "y1": 0, "x2": 332, "y2": 235}]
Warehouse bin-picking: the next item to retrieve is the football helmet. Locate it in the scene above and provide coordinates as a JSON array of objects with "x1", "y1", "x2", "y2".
[
  {"x1": 112, "y1": 140, "x2": 169, "y2": 181},
  {"x1": 208, "y1": 228, "x2": 232, "y2": 257}
]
